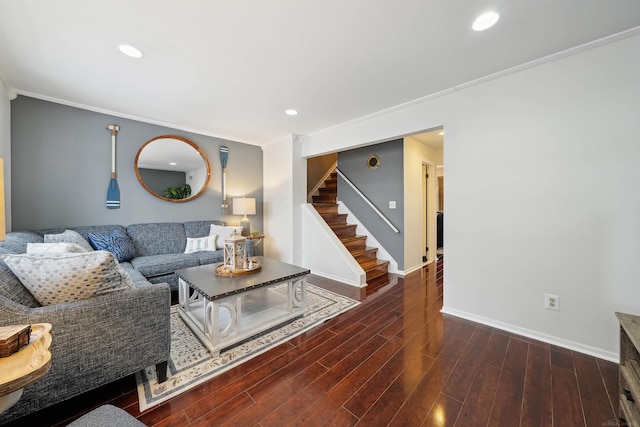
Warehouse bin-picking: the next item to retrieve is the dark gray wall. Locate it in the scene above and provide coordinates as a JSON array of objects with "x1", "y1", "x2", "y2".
[
  {"x1": 337, "y1": 139, "x2": 404, "y2": 269},
  {"x1": 11, "y1": 96, "x2": 263, "y2": 231},
  {"x1": 138, "y1": 168, "x2": 186, "y2": 196}
]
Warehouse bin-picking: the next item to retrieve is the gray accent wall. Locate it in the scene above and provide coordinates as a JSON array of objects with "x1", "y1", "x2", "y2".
[
  {"x1": 337, "y1": 139, "x2": 404, "y2": 269},
  {"x1": 11, "y1": 96, "x2": 263, "y2": 232}
]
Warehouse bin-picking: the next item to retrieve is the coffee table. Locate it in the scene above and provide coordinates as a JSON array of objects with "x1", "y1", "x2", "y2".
[{"x1": 175, "y1": 257, "x2": 310, "y2": 355}]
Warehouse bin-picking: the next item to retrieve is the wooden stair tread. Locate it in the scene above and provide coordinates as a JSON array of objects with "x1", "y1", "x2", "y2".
[
  {"x1": 322, "y1": 214, "x2": 348, "y2": 225},
  {"x1": 360, "y1": 259, "x2": 389, "y2": 270},
  {"x1": 351, "y1": 246, "x2": 378, "y2": 258},
  {"x1": 312, "y1": 169, "x2": 389, "y2": 285},
  {"x1": 330, "y1": 224, "x2": 356, "y2": 231},
  {"x1": 340, "y1": 235, "x2": 367, "y2": 243}
]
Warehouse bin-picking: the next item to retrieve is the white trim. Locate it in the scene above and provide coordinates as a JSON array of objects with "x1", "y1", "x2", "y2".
[
  {"x1": 308, "y1": 26, "x2": 640, "y2": 140},
  {"x1": 440, "y1": 306, "x2": 618, "y2": 363},
  {"x1": 307, "y1": 161, "x2": 337, "y2": 202},
  {"x1": 309, "y1": 270, "x2": 362, "y2": 287}
]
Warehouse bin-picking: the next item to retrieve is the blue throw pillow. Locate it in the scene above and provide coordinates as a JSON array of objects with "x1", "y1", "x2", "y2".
[{"x1": 87, "y1": 228, "x2": 136, "y2": 262}]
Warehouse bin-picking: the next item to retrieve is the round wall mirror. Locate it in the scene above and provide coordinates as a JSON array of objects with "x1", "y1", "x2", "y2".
[{"x1": 135, "y1": 135, "x2": 211, "y2": 202}]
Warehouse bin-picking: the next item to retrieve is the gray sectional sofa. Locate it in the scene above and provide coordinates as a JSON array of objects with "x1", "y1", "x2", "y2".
[{"x1": 0, "y1": 219, "x2": 245, "y2": 424}]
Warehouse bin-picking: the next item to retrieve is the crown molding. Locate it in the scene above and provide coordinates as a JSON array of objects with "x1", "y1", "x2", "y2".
[
  {"x1": 309, "y1": 26, "x2": 640, "y2": 139},
  {"x1": 13, "y1": 89, "x2": 260, "y2": 146}
]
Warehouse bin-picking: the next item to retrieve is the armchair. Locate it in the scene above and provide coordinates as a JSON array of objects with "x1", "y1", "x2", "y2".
[{"x1": 0, "y1": 278, "x2": 170, "y2": 424}]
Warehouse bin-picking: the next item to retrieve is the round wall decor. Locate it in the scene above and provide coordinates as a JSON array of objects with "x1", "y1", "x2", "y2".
[{"x1": 367, "y1": 154, "x2": 381, "y2": 170}]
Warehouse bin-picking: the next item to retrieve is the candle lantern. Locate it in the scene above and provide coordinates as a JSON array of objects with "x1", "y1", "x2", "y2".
[{"x1": 223, "y1": 233, "x2": 247, "y2": 270}]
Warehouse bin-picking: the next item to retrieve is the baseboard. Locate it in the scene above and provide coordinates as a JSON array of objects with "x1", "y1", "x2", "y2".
[
  {"x1": 309, "y1": 270, "x2": 366, "y2": 288},
  {"x1": 440, "y1": 306, "x2": 619, "y2": 363}
]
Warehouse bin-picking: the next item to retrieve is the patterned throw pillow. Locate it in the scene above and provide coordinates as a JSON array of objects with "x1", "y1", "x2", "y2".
[
  {"x1": 209, "y1": 225, "x2": 244, "y2": 249},
  {"x1": 184, "y1": 235, "x2": 217, "y2": 254},
  {"x1": 44, "y1": 229, "x2": 94, "y2": 252},
  {"x1": 1, "y1": 251, "x2": 134, "y2": 306},
  {"x1": 26, "y1": 242, "x2": 88, "y2": 254},
  {"x1": 87, "y1": 228, "x2": 136, "y2": 262}
]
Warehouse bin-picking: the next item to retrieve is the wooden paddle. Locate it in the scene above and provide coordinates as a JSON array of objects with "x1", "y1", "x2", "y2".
[{"x1": 106, "y1": 124, "x2": 120, "y2": 209}]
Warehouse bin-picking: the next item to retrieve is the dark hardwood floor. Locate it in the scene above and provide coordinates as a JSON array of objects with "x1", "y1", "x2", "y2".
[{"x1": 5, "y1": 259, "x2": 626, "y2": 426}]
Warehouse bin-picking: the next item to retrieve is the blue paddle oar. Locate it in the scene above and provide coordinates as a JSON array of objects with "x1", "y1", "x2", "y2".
[{"x1": 106, "y1": 124, "x2": 120, "y2": 209}]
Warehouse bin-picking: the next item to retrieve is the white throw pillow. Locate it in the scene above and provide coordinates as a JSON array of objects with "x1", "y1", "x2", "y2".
[
  {"x1": 26, "y1": 242, "x2": 88, "y2": 254},
  {"x1": 184, "y1": 235, "x2": 217, "y2": 254},
  {"x1": 209, "y1": 225, "x2": 243, "y2": 249},
  {"x1": 44, "y1": 229, "x2": 94, "y2": 252},
  {"x1": 1, "y1": 251, "x2": 134, "y2": 306}
]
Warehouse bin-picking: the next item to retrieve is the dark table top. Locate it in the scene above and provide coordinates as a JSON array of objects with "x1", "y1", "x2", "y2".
[{"x1": 175, "y1": 256, "x2": 310, "y2": 301}]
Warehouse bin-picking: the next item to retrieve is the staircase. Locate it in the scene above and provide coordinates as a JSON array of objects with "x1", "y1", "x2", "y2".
[{"x1": 312, "y1": 172, "x2": 390, "y2": 286}]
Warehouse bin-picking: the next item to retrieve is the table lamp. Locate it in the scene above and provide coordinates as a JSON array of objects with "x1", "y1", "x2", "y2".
[{"x1": 233, "y1": 197, "x2": 256, "y2": 237}]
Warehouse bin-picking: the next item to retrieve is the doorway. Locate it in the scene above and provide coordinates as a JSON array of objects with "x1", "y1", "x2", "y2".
[
  {"x1": 437, "y1": 171, "x2": 444, "y2": 260},
  {"x1": 412, "y1": 127, "x2": 443, "y2": 266}
]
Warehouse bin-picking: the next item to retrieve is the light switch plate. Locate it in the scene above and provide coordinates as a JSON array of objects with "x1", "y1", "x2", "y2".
[{"x1": 389, "y1": 201, "x2": 396, "y2": 209}]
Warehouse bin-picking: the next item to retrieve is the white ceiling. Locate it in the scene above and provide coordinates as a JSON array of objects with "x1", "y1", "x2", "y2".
[{"x1": 1, "y1": 1, "x2": 639, "y2": 146}]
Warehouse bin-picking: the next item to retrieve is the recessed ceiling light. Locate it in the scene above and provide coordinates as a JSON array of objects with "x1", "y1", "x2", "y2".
[
  {"x1": 285, "y1": 109, "x2": 298, "y2": 116},
  {"x1": 118, "y1": 44, "x2": 144, "y2": 58},
  {"x1": 472, "y1": 11, "x2": 500, "y2": 31},
  {"x1": 169, "y1": 162, "x2": 177, "y2": 166}
]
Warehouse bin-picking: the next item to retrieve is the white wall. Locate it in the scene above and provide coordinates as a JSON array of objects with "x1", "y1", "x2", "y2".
[
  {"x1": 263, "y1": 135, "x2": 305, "y2": 265},
  {"x1": 0, "y1": 81, "x2": 11, "y2": 232},
  {"x1": 301, "y1": 204, "x2": 366, "y2": 286},
  {"x1": 299, "y1": 32, "x2": 640, "y2": 360}
]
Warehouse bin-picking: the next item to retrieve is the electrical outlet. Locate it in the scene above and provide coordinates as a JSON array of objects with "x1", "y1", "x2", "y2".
[{"x1": 545, "y1": 294, "x2": 560, "y2": 311}]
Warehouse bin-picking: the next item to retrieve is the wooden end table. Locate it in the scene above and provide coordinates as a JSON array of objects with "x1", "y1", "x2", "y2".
[{"x1": 0, "y1": 323, "x2": 52, "y2": 413}]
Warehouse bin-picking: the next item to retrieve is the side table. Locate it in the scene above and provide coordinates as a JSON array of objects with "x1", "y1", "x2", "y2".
[
  {"x1": 245, "y1": 234, "x2": 265, "y2": 257},
  {"x1": 0, "y1": 323, "x2": 52, "y2": 414}
]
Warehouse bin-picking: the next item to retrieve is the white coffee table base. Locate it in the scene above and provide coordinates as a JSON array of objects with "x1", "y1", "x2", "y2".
[{"x1": 177, "y1": 277, "x2": 307, "y2": 356}]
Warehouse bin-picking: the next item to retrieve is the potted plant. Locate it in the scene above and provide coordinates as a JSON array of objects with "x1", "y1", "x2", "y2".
[{"x1": 162, "y1": 183, "x2": 192, "y2": 199}]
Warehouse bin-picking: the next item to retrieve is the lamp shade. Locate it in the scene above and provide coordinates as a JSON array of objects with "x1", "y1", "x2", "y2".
[{"x1": 233, "y1": 197, "x2": 256, "y2": 216}]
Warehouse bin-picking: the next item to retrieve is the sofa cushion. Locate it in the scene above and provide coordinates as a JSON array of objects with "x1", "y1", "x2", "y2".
[
  {"x1": 66, "y1": 404, "x2": 146, "y2": 427},
  {"x1": 1, "y1": 251, "x2": 134, "y2": 306},
  {"x1": 26, "y1": 242, "x2": 88, "y2": 254},
  {"x1": 118, "y1": 262, "x2": 150, "y2": 287},
  {"x1": 0, "y1": 232, "x2": 44, "y2": 254},
  {"x1": 183, "y1": 220, "x2": 226, "y2": 238},
  {"x1": 87, "y1": 228, "x2": 136, "y2": 262},
  {"x1": 126, "y1": 223, "x2": 186, "y2": 256},
  {"x1": 44, "y1": 229, "x2": 94, "y2": 252},
  {"x1": 192, "y1": 249, "x2": 225, "y2": 265},
  {"x1": 130, "y1": 253, "x2": 201, "y2": 278},
  {"x1": 0, "y1": 261, "x2": 41, "y2": 308}
]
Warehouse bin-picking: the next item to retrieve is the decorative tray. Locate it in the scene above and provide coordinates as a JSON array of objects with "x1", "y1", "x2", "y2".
[{"x1": 215, "y1": 259, "x2": 262, "y2": 276}]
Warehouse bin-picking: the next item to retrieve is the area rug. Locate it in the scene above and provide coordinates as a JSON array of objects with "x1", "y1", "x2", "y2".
[{"x1": 135, "y1": 283, "x2": 359, "y2": 411}]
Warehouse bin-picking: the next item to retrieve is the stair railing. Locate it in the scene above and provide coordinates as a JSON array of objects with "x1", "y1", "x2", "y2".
[{"x1": 336, "y1": 168, "x2": 400, "y2": 234}]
